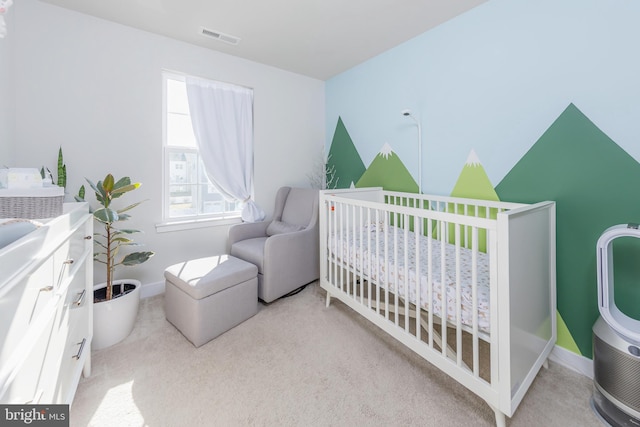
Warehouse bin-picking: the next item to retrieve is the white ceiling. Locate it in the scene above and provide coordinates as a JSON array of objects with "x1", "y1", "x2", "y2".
[{"x1": 39, "y1": 0, "x2": 487, "y2": 80}]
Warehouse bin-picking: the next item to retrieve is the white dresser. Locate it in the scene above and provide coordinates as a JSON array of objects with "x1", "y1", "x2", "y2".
[{"x1": 0, "y1": 202, "x2": 93, "y2": 405}]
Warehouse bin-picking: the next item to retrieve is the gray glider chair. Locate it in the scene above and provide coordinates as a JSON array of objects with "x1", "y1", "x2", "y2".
[{"x1": 228, "y1": 187, "x2": 319, "y2": 303}]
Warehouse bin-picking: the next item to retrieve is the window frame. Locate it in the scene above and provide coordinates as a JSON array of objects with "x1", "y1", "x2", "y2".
[{"x1": 158, "y1": 71, "x2": 242, "y2": 232}]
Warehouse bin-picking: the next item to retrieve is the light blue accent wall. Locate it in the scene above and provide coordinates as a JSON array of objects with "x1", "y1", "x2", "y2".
[{"x1": 326, "y1": 0, "x2": 640, "y2": 195}]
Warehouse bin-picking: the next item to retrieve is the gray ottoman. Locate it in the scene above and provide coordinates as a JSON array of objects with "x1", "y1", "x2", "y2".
[{"x1": 164, "y1": 255, "x2": 258, "y2": 347}]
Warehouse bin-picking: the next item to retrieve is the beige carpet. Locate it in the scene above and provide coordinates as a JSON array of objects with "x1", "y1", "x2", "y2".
[{"x1": 70, "y1": 282, "x2": 602, "y2": 427}]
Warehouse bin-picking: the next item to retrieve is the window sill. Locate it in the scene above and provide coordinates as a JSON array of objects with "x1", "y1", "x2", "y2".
[{"x1": 155, "y1": 216, "x2": 242, "y2": 233}]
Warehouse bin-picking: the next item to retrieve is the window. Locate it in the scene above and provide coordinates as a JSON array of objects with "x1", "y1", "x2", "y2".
[{"x1": 162, "y1": 72, "x2": 241, "y2": 224}]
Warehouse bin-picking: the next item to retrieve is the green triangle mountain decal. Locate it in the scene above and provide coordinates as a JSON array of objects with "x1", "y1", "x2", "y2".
[
  {"x1": 356, "y1": 143, "x2": 419, "y2": 193},
  {"x1": 451, "y1": 150, "x2": 499, "y2": 201},
  {"x1": 448, "y1": 150, "x2": 499, "y2": 252},
  {"x1": 327, "y1": 117, "x2": 366, "y2": 189},
  {"x1": 495, "y1": 103, "x2": 640, "y2": 358}
]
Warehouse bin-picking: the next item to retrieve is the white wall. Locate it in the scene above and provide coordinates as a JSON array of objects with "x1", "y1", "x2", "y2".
[
  {"x1": 12, "y1": 0, "x2": 325, "y2": 288},
  {"x1": 0, "y1": 3, "x2": 15, "y2": 165}
]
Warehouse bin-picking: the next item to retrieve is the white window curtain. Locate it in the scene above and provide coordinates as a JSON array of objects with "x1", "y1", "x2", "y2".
[{"x1": 185, "y1": 76, "x2": 265, "y2": 222}]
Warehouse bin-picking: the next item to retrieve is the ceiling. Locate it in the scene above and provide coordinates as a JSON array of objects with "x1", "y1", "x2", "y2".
[{"x1": 39, "y1": 0, "x2": 487, "y2": 80}]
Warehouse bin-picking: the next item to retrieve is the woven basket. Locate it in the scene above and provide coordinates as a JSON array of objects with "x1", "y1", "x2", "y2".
[{"x1": 0, "y1": 188, "x2": 64, "y2": 219}]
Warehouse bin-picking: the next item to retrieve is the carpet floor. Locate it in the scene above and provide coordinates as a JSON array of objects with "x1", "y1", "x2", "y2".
[{"x1": 70, "y1": 282, "x2": 602, "y2": 427}]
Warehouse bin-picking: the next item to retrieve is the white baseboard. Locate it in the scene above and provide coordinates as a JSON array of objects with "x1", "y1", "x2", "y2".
[
  {"x1": 549, "y1": 344, "x2": 593, "y2": 379},
  {"x1": 140, "y1": 280, "x2": 165, "y2": 299}
]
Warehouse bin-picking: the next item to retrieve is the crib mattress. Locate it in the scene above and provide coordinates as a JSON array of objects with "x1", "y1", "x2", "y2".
[{"x1": 329, "y1": 224, "x2": 491, "y2": 334}]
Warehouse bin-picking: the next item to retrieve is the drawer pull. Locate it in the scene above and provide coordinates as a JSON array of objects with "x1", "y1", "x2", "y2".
[
  {"x1": 84, "y1": 235, "x2": 92, "y2": 240},
  {"x1": 73, "y1": 338, "x2": 87, "y2": 360},
  {"x1": 25, "y1": 389, "x2": 44, "y2": 404},
  {"x1": 73, "y1": 289, "x2": 86, "y2": 306},
  {"x1": 40, "y1": 285, "x2": 54, "y2": 292},
  {"x1": 55, "y1": 259, "x2": 74, "y2": 288}
]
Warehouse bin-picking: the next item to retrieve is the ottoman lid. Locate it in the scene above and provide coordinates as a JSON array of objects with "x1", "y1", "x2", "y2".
[{"x1": 164, "y1": 255, "x2": 258, "y2": 300}]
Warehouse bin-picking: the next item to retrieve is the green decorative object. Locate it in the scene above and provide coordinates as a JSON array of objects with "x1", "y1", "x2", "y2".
[
  {"x1": 76, "y1": 185, "x2": 85, "y2": 202},
  {"x1": 327, "y1": 117, "x2": 366, "y2": 188},
  {"x1": 40, "y1": 146, "x2": 67, "y2": 188},
  {"x1": 496, "y1": 103, "x2": 640, "y2": 357},
  {"x1": 57, "y1": 147, "x2": 66, "y2": 188}
]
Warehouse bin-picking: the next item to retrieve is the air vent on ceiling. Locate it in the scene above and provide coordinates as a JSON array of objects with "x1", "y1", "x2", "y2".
[{"x1": 199, "y1": 27, "x2": 241, "y2": 45}]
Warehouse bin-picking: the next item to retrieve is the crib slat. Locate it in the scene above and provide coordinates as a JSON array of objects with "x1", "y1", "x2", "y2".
[
  {"x1": 440, "y1": 220, "x2": 447, "y2": 357},
  {"x1": 415, "y1": 214, "x2": 421, "y2": 342},
  {"x1": 367, "y1": 208, "x2": 372, "y2": 310},
  {"x1": 338, "y1": 203, "x2": 348, "y2": 292},
  {"x1": 347, "y1": 205, "x2": 356, "y2": 299},
  {"x1": 472, "y1": 226, "x2": 480, "y2": 378},
  {"x1": 376, "y1": 209, "x2": 381, "y2": 316},
  {"x1": 404, "y1": 214, "x2": 410, "y2": 332},
  {"x1": 427, "y1": 218, "x2": 434, "y2": 350},
  {"x1": 384, "y1": 211, "x2": 390, "y2": 320},
  {"x1": 393, "y1": 215, "x2": 399, "y2": 326},
  {"x1": 331, "y1": 201, "x2": 336, "y2": 286},
  {"x1": 455, "y1": 224, "x2": 463, "y2": 368}
]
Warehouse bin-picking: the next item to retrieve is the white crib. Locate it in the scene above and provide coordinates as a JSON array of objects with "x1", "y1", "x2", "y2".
[{"x1": 319, "y1": 188, "x2": 556, "y2": 426}]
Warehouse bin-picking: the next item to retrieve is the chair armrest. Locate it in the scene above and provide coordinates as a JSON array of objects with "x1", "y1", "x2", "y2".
[
  {"x1": 263, "y1": 227, "x2": 319, "y2": 276},
  {"x1": 228, "y1": 221, "x2": 269, "y2": 250}
]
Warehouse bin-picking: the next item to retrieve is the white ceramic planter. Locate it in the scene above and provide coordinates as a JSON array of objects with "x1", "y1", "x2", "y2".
[{"x1": 92, "y1": 279, "x2": 141, "y2": 350}]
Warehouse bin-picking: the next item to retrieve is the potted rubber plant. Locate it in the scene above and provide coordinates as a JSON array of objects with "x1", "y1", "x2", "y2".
[{"x1": 78, "y1": 174, "x2": 154, "y2": 350}]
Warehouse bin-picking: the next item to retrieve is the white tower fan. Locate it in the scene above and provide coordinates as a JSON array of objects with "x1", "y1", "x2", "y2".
[{"x1": 592, "y1": 224, "x2": 640, "y2": 426}]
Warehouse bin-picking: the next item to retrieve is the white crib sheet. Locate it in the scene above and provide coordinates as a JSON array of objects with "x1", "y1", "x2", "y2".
[{"x1": 329, "y1": 224, "x2": 491, "y2": 334}]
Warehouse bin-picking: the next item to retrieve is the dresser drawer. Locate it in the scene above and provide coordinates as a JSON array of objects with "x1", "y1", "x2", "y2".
[
  {"x1": 50, "y1": 304, "x2": 90, "y2": 404},
  {"x1": 53, "y1": 219, "x2": 92, "y2": 290},
  {"x1": 0, "y1": 258, "x2": 56, "y2": 366},
  {"x1": 0, "y1": 315, "x2": 55, "y2": 403}
]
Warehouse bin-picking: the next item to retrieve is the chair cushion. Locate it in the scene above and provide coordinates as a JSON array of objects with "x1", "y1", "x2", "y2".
[
  {"x1": 164, "y1": 255, "x2": 258, "y2": 300},
  {"x1": 230, "y1": 237, "x2": 267, "y2": 273},
  {"x1": 281, "y1": 188, "x2": 316, "y2": 227},
  {"x1": 266, "y1": 220, "x2": 304, "y2": 236}
]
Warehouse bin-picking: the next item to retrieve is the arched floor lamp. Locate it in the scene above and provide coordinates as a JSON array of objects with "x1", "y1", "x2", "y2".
[{"x1": 401, "y1": 109, "x2": 422, "y2": 194}]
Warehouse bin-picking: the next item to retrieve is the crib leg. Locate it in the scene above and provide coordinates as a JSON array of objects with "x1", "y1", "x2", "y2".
[
  {"x1": 325, "y1": 291, "x2": 331, "y2": 308},
  {"x1": 490, "y1": 405, "x2": 506, "y2": 427}
]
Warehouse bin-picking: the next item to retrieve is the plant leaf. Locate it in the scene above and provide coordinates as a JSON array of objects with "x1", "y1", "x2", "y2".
[
  {"x1": 57, "y1": 148, "x2": 66, "y2": 188},
  {"x1": 113, "y1": 176, "x2": 132, "y2": 190},
  {"x1": 103, "y1": 174, "x2": 115, "y2": 192},
  {"x1": 120, "y1": 251, "x2": 155, "y2": 266},
  {"x1": 112, "y1": 237, "x2": 133, "y2": 244},
  {"x1": 93, "y1": 207, "x2": 119, "y2": 223},
  {"x1": 75, "y1": 184, "x2": 85, "y2": 202},
  {"x1": 112, "y1": 183, "x2": 140, "y2": 196},
  {"x1": 117, "y1": 201, "x2": 144, "y2": 214},
  {"x1": 114, "y1": 229, "x2": 141, "y2": 234}
]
